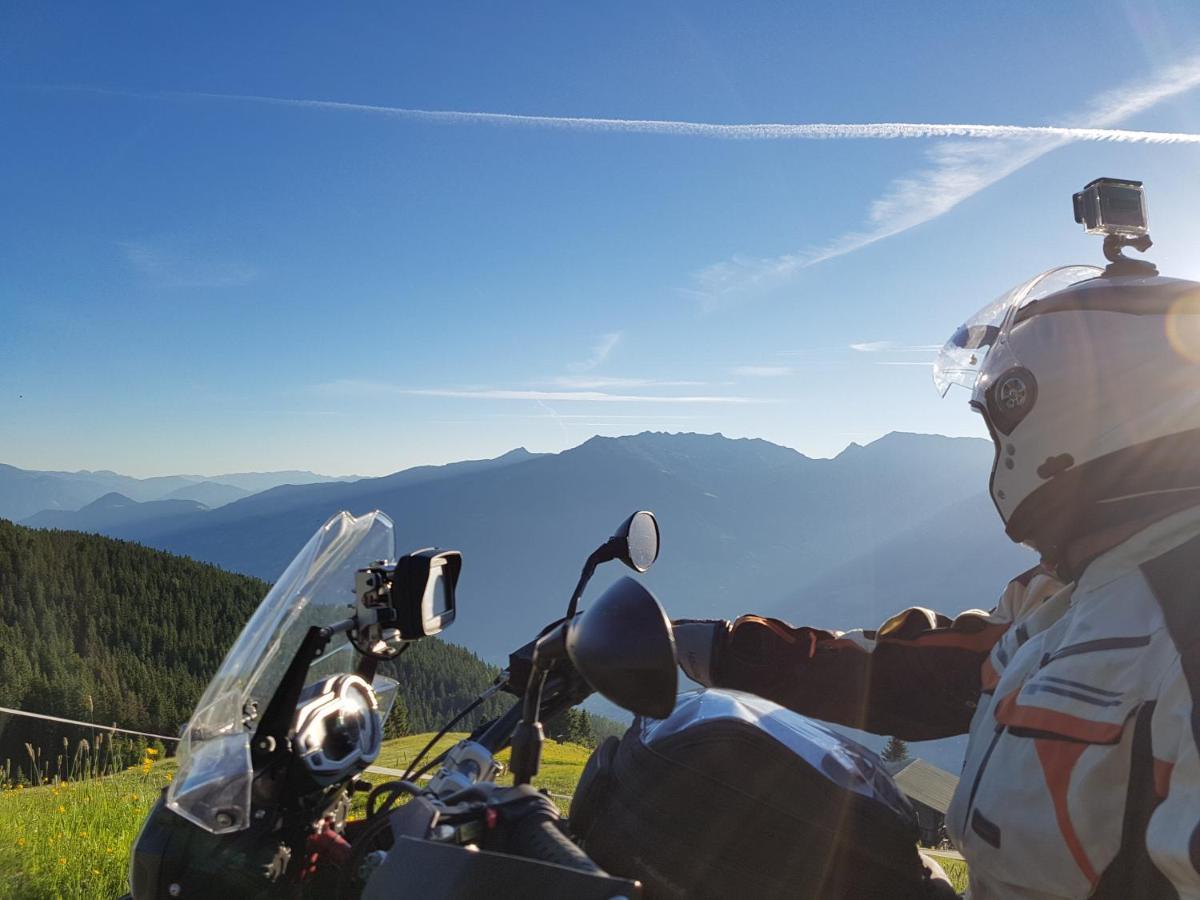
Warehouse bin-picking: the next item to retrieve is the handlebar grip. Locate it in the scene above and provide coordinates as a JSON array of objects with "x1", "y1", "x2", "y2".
[{"x1": 508, "y1": 814, "x2": 606, "y2": 876}]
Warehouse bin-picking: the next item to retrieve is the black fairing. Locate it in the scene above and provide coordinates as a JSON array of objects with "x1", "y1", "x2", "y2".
[
  {"x1": 129, "y1": 792, "x2": 292, "y2": 899},
  {"x1": 361, "y1": 836, "x2": 641, "y2": 900}
]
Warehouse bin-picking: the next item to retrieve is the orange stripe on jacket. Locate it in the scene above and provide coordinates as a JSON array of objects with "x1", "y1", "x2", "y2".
[
  {"x1": 994, "y1": 691, "x2": 1125, "y2": 744},
  {"x1": 981, "y1": 657, "x2": 1000, "y2": 692},
  {"x1": 1034, "y1": 738, "x2": 1098, "y2": 886},
  {"x1": 1154, "y1": 758, "x2": 1174, "y2": 798}
]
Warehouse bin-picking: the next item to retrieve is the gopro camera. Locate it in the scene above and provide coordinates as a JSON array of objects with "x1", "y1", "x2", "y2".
[{"x1": 1073, "y1": 178, "x2": 1148, "y2": 237}]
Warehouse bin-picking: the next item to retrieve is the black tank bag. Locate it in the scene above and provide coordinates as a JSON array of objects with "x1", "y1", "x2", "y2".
[{"x1": 570, "y1": 689, "x2": 930, "y2": 900}]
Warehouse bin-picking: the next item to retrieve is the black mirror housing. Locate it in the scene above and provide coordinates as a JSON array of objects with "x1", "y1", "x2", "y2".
[
  {"x1": 565, "y1": 576, "x2": 676, "y2": 719},
  {"x1": 613, "y1": 510, "x2": 660, "y2": 573}
]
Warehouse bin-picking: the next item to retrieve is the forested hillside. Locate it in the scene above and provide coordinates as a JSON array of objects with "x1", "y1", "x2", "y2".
[
  {"x1": 0, "y1": 520, "x2": 609, "y2": 772},
  {"x1": 0, "y1": 519, "x2": 267, "y2": 762}
]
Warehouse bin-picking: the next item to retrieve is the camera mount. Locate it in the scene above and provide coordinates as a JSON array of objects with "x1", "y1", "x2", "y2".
[{"x1": 1074, "y1": 177, "x2": 1157, "y2": 276}]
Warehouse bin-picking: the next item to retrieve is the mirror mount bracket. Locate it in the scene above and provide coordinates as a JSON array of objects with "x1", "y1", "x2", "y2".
[{"x1": 510, "y1": 625, "x2": 568, "y2": 784}]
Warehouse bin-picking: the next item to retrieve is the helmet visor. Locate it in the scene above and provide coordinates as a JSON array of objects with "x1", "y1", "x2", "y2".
[{"x1": 933, "y1": 265, "x2": 1102, "y2": 396}]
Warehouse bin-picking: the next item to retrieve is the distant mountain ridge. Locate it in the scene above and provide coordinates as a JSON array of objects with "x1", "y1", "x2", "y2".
[
  {"x1": 22, "y1": 492, "x2": 209, "y2": 532},
  {"x1": 9, "y1": 431, "x2": 1025, "y2": 775},
  {"x1": 15, "y1": 431, "x2": 1031, "y2": 664},
  {"x1": 0, "y1": 464, "x2": 359, "y2": 522}
]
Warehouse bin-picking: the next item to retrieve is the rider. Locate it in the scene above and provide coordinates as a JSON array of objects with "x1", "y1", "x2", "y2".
[{"x1": 675, "y1": 181, "x2": 1200, "y2": 899}]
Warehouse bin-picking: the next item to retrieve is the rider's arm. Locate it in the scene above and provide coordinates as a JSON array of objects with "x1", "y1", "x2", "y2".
[{"x1": 711, "y1": 566, "x2": 1059, "y2": 742}]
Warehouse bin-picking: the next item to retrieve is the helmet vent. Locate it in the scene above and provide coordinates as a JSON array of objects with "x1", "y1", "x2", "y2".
[{"x1": 987, "y1": 367, "x2": 1038, "y2": 435}]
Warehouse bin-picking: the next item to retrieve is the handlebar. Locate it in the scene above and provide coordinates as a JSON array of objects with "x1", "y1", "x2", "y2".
[{"x1": 508, "y1": 812, "x2": 606, "y2": 876}]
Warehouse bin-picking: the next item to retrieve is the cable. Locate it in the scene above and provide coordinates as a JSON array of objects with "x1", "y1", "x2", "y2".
[
  {"x1": 408, "y1": 748, "x2": 451, "y2": 782},
  {"x1": 366, "y1": 779, "x2": 422, "y2": 819},
  {"x1": 400, "y1": 682, "x2": 502, "y2": 781},
  {"x1": 400, "y1": 700, "x2": 480, "y2": 781},
  {"x1": 0, "y1": 705, "x2": 180, "y2": 742}
]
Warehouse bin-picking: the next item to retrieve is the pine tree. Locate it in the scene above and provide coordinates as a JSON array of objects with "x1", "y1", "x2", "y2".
[
  {"x1": 383, "y1": 692, "x2": 410, "y2": 739},
  {"x1": 881, "y1": 735, "x2": 910, "y2": 765}
]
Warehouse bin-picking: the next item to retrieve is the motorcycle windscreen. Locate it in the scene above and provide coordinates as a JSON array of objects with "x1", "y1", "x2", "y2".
[
  {"x1": 933, "y1": 265, "x2": 1101, "y2": 396},
  {"x1": 642, "y1": 688, "x2": 912, "y2": 820},
  {"x1": 168, "y1": 510, "x2": 395, "y2": 834}
]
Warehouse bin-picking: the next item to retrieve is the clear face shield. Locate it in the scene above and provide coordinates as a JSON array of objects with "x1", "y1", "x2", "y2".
[{"x1": 933, "y1": 266, "x2": 1103, "y2": 406}]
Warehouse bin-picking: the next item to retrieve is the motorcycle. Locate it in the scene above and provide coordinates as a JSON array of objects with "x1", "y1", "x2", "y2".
[
  {"x1": 128, "y1": 508, "x2": 674, "y2": 898},
  {"x1": 128, "y1": 508, "x2": 934, "y2": 899}
]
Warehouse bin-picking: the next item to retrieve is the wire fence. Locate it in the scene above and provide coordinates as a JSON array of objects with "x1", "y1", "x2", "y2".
[{"x1": 0, "y1": 706, "x2": 574, "y2": 799}]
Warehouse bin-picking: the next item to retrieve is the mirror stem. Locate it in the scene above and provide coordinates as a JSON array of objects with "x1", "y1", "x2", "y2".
[{"x1": 565, "y1": 540, "x2": 620, "y2": 619}]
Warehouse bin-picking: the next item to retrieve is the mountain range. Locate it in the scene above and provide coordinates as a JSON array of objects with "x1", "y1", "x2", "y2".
[
  {"x1": 7, "y1": 431, "x2": 1026, "y2": 772},
  {"x1": 11, "y1": 432, "x2": 1030, "y2": 650},
  {"x1": 0, "y1": 465, "x2": 358, "y2": 521}
]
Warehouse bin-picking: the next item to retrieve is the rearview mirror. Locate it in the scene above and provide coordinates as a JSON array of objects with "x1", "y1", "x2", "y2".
[
  {"x1": 613, "y1": 510, "x2": 660, "y2": 573},
  {"x1": 566, "y1": 576, "x2": 677, "y2": 718}
]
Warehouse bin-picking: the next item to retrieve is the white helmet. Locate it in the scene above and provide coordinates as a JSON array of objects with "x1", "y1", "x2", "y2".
[{"x1": 935, "y1": 265, "x2": 1200, "y2": 561}]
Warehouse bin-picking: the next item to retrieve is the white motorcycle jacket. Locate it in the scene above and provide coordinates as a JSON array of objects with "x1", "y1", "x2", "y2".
[{"x1": 713, "y1": 505, "x2": 1200, "y2": 898}]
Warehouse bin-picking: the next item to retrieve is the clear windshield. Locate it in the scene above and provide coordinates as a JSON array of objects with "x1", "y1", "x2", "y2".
[
  {"x1": 933, "y1": 265, "x2": 1102, "y2": 396},
  {"x1": 167, "y1": 510, "x2": 395, "y2": 833}
]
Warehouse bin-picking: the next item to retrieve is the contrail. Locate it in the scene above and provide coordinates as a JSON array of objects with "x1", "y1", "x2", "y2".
[{"x1": 59, "y1": 86, "x2": 1200, "y2": 145}]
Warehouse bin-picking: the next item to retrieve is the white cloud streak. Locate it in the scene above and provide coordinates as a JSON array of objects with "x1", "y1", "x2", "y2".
[
  {"x1": 408, "y1": 388, "x2": 759, "y2": 404},
  {"x1": 849, "y1": 341, "x2": 941, "y2": 353},
  {"x1": 694, "y1": 54, "x2": 1200, "y2": 299},
  {"x1": 731, "y1": 365, "x2": 794, "y2": 377},
  {"x1": 313, "y1": 379, "x2": 762, "y2": 404},
  {"x1": 75, "y1": 65, "x2": 1200, "y2": 302},
  {"x1": 119, "y1": 240, "x2": 256, "y2": 288},
  {"x1": 535, "y1": 398, "x2": 570, "y2": 447},
  {"x1": 550, "y1": 375, "x2": 707, "y2": 389},
  {"x1": 569, "y1": 331, "x2": 622, "y2": 373},
  {"x1": 88, "y1": 87, "x2": 1200, "y2": 145}
]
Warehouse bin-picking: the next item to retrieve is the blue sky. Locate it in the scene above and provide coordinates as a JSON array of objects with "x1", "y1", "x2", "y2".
[{"x1": 5, "y1": 2, "x2": 1200, "y2": 477}]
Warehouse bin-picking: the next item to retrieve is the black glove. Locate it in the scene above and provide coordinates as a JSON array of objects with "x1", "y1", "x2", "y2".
[{"x1": 672, "y1": 619, "x2": 730, "y2": 687}]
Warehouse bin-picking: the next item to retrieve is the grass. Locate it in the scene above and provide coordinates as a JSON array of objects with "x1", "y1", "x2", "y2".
[
  {"x1": 0, "y1": 733, "x2": 592, "y2": 899},
  {"x1": 373, "y1": 732, "x2": 593, "y2": 800},
  {"x1": 0, "y1": 735, "x2": 969, "y2": 898},
  {"x1": 927, "y1": 851, "x2": 970, "y2": 894},
  {"x1": 0, "y1": 746, "x2": 179, "y2": 899}
]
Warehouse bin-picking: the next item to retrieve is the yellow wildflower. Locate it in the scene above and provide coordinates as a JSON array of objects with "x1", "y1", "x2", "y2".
[
  {"x1": 165, "y1": 772, "x2": 173, "y2": 782},
  {"x1": 17, "y1": 838, "x2": 25, "y2": 848},
  {"x1": 78, "y1": 830, "x2": 88, "y2": 838},
  {"x1": 146, "y1": 748, "x2": 159, "y2": 757},
  {"x1": 57, "y1": 805, "x2": 65, "y2": 814},
  {"x1": 58, "y1": 858, "x2": 66, "y2": 866}
]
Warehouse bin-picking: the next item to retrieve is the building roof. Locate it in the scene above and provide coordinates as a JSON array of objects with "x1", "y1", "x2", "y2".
[{"x1": 892, "y1": 759, "x2": 959, "y2": 814}]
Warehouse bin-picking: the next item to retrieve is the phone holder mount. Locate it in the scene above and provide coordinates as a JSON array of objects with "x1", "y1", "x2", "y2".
[{"x1": 352, "y1": 549, "x2": 461, "y2": 660}]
